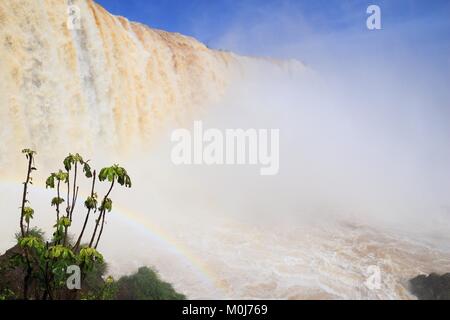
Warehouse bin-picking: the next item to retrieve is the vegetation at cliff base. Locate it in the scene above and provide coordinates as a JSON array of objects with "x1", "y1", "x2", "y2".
[
  {"x1": 0, "y1": 149, "x2": 185, "y2": 300},
  {"x1": 115, "y1": 267, "x2": 185, "y2": 300}
]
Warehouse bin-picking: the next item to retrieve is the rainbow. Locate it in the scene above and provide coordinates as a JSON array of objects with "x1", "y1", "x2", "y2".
[
  {"x1": 0, "y1": 179, "x2": 228, "y2": 297},
  {"x1": 110, "y1": 202, "x2": 228, "y2": 295}
]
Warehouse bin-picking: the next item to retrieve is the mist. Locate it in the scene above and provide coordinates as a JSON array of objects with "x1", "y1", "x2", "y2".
[
  {"x1": 1, "y1": 0, "x2": 449, "y2": 299},
  {"x1": 163, "y1": 0, "x2": 450, "y2": 235},
  {"x1": 97, "y1": 8, "x2": 450, "y2": 296}
]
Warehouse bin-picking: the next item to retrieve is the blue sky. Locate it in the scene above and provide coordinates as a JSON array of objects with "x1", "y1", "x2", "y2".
[
  {"x1": 94, "y1": 1, "x2": 448, "y2": 85},
  {"x1": 94, "y1": 1, "x2": 450, "y2": 36},
  {"x1": 95, "y1": 1, "x2": 449, "y2": 48},
  {"x1": 95, "y1": 0, "x2": 449, "y2": 71}
]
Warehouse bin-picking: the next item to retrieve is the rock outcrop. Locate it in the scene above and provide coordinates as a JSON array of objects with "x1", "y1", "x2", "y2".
[{"x1": 410, "y1": 273, "x2": 450, "y2": 300}]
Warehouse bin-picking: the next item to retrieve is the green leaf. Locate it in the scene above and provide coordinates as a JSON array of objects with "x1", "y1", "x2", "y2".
[
  {"x1": 46, "y1": 174, "x2": 55, "y2": 189},
  {"x1": 98, "y1": 167, "x2": 109, "y2": 182},
  {"x1": 55, "y1": 217, "x2": 71, "y2": 228},
  {"x1": 18, "y1": 236, "x2": 44, "y2": 251},
  {"x1": 74, "y1": 153, "x2": 84, "y2": 164},
  {"x1": 99, "y1": 165, "x2": 132, "y2": 188},
  {"x1": 51, "y1": 197, "x2": 64, "y2": 206},
  {"x1": 84, "y1": 194, "x2": 97, "y2": 210},
  {"x1": 64, "y1": 153, "x2": 86, "y2": 171},
  {"x1": 99, "y1": 198, "x2": 112, "y2": 213},
  {"x1": 63, "y1": 154, "x2": 73, "y2": 171},
  {"x1": 23, "y1": 207, "x2": 34, "y2": 223},
  {"x1": 52, "y1": 225, "x2": 65, "y2": 243},
  {"x1": 21, "y1": 149, "x2": 36, "y2": 157},
  {"x1": 47, "y1": 245, "x2": 75, "y2": 260},
  {"x1": 79, "y1": 247, "x2": 103, "y2": 266},
  {"x1": 83, "y1": 161, "x2": 92, "y2": 178},
  {"x1": 55, "y1": 170, "x2": 69, "y2": 182}
]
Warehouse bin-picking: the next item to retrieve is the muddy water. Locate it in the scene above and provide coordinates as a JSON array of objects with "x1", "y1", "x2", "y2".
[{"x1": 159, "y1": 217, "x2": 450, "y2": 299}]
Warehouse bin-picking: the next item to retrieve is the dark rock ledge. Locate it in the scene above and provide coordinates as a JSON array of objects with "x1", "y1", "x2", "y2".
[{"x1": 410, "y1": 273, "x2": 450, "y2": 300}]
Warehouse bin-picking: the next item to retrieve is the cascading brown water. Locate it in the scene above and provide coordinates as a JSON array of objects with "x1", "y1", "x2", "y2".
[{"x1": 1, "y1": 0, "x2": 449, "y2": 299}]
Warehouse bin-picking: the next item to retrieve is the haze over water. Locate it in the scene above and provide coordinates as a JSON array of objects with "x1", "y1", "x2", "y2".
[{"x1": 1, "y1": 0, "x2": 449, "y2": 299}]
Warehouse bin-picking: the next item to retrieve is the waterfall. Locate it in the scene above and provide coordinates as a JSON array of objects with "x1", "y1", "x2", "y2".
[
  {"x1": 1, "y1": 0, "x2": 449, "y2": 300},
  {"x1": 0, "y1": 0, "x2": 238, "y2": 175}
]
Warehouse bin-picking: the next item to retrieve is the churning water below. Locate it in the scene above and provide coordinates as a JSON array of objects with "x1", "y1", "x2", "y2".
[
  {"x1": 95, "y1": 201, "x2": 450, "y2": 300},
  {"x1": 161, "y1": 218, "x2": 450, "y2": 299},
  {"x1": 2, "y1": 181, "x2": 450, "y2": 300}
]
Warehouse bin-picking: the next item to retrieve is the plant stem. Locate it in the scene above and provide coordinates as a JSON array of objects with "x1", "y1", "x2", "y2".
[
  {"x1": 20, "y1": 153, "x2": 34, "y2": 299},
  {"x1": 70, "y1": 163, "x2": 78, "y2": 221},
  {"x1": 20, "y1": 154, "x2": 33, "y2": 237},
  {"x1": 89, "y1": 180, "x2": 114, "y2": 248},
  {"x1": 66, "y1": 170, "x2": 70, "y2": 217},
  {"x1": 56, "y1": 180, "x2": 61, "y2": 221},
  {"x1": 74, "y1": 171, "x2": 96, "y2": 251},
  {"x1": 94, "y1": 211, "x2": 106, "y2": 249}
]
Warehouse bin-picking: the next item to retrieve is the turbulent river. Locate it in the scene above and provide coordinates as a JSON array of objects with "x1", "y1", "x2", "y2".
[{"x1": 1, "y1": 0, "x2": 450, "y2": 300}]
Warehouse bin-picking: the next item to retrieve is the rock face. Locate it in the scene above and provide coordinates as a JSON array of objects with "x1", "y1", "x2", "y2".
[
  {"x1": 0, "y1": 245, "x2": 28, "y2": 299},
  {"x1": 0, "y1": 0, "x2": 238, "y2": 171},
  {"x1": 409, "y1": 273, "x2": 450, "y2": 300}
]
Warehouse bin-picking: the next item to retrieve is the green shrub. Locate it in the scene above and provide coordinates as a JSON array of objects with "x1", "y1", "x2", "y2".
[{"x1": 115, "y1": 267, "x2": 186, "y2": 300}]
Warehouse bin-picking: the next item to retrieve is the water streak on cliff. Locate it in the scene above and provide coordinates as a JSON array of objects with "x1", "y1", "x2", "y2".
[{"x1": 0, "y1": 0, "x2": 247, "y2": 172}]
